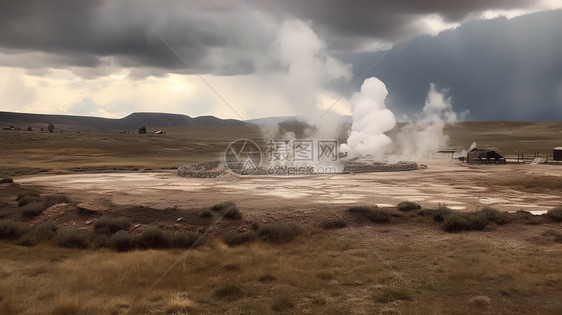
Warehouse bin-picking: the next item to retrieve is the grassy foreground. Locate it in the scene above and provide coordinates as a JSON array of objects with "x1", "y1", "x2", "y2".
[{"x1": 1, "y1": 223, "x2": 561, "y2": 315}]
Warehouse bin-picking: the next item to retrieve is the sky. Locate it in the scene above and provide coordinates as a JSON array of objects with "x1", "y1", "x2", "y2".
[{"x1": 0, "y1": 0, "x2": 561, "y2": 121}]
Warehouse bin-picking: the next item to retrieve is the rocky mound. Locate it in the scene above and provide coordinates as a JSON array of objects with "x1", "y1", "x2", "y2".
[
  {"x1": 177, "y1": 161, "x2": 225, "y2": 178},
  {"x1": 342, "y1": 161, "x2": 418, "y2": 173}
]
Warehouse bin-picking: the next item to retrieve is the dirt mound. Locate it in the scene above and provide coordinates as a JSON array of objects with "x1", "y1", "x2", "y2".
[
  {"x1": 216, "y1": 170, "x2": 241, "y2": 182},
  {"x1": 177, "y1": 161, "x2": 226, "y2": 178}
]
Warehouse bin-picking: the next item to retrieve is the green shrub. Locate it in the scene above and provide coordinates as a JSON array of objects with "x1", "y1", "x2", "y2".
[
  {"x1": 479, "y1": 206, "x2": 509, "y2": 225},
  {"x1": 0, "y1": 219, "x2": 28, "y2": 239},
  {"x1": 222, "y1": 231, "x2": 258, "y2": 247},
  {"x1": 258, "y1": 223, "x2": 301, "y2": 244},
  {"x1": 419, "y1": 205, "x2": 454, "y2": 222},
  {"x1": 546, "y1": 207, "x2": 562, "y2": 222},
  {"x1": 136, "y1": 226, "x2": 170, "y2": 249},
  {"x1": 93, "y1": 217, "x2": 131, "y2": 235},
  {"x1": 32, "y1": 221, "x2": 58, "y2": 241},
  {"x1": 16, "y1": 192, "x2": 41, "y2": 207},
  {"x1": 442, "y1": 212, "x2": 489, "y2": 232},
  {"x1": 55, "y1": 230, "x2": 90, "y2": 248},
  {"x1": 170, "y1": 232, "x2": 199, "y2": 248},
  {"x1": 109, "y1": 230, "x2": 136, "y2": 252},
  {"x1": 321, "y1": 219, "x2": 348, "y2": 230},
  {"x1": 397, "y1": 201, "x2": 422, "y2": 212}
]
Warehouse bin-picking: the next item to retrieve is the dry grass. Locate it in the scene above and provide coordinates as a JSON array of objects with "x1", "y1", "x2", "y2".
[
  {"x1": 487, "y1": 175, "x2": 562, "y2": 193},
  {"x1": 1, "y1": 222, "x2": 560, "y2": 314}
]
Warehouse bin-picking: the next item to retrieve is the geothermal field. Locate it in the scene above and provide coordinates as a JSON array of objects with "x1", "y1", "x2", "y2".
[{"x1": 0, "y1": 121, "x2": 561, "y2": 314}]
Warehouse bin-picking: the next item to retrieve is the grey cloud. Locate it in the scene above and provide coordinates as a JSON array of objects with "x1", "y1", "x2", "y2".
[
  {"x1": 0, "y1": 0, "x2": 539, "y2": 76},
  {"x1": 341, "y1": 10, "x2": 562, "y2": 121}
]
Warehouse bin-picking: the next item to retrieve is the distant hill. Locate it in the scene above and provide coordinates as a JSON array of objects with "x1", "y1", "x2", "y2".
[
  {"x1": 0, "y1": 112, "x2": 246, "y2": 131},
  {"x1": 246, "y1": 115, "x2": 353, "y2": 125}
]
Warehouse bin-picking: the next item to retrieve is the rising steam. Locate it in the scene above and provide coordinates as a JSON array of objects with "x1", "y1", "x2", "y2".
[{"x1": 340, "y1": 77, "x2": 396, "y2": 159}]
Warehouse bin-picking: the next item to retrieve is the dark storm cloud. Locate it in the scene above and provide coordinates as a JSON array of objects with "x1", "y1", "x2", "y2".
[
  {"x1": 0, "y1": 0, "x2": 538, "y2": 75},
  {"x1": 256, "y1": 0, "x2": 535, "y2": 48},
  {"x1": 342, "y1": 10, "x2": 562, "y2": 121}
]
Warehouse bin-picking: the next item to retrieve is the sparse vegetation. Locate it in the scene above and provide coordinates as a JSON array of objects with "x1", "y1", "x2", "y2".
[
  {"x1": 442, "y1": 212, "x2": 489, "y2": 232},
  {"x1": 214, "y1": 284, "x2": 244, "y2": 301},
  {"x1": 136, "y1": 226, "x2": 170, "y2": 249},
  {"x1": 55, "y1": 230, "x2": 90, "y2": 248},
  {"x1": 32, "y1": 221, "x2": 58, "y2": 241},
  {"x1": 271, "y1": 296, "x2": 295, "y2": 312},
  {"x1": 222, "y1": 231, "x2": 258, "y2": 247},
  {"x1": 0, "y1": 178, "x2": 13, "y2": 184},
  {"x1": 170, "y1": 232, "x2": 199, "y2": 248},
  {"x1": 109, "y1": 230, "x2": 136, "y2": 252},
  {"x1": 419, "y1": 205, "x2": 454, "y2": 222},
  {"x1": 20, "y1": 201, "x2": 47, "y2": 217},
  {"x1": 16, "y1": 192, "x2": 41, "y2": 207},
  {"x1": 349, "y1": 206, "x2": 391, "y2": 223},
  {"x1": 374, "y1": 287, "x2": 413, "y2": 303},
  {"x1": 210, "y1": 201, "x2": 241, "y2": 220},
  {"x1": 542, "y1": 229, "x2": 562, "y2": 243},
  {"x1": 546, "y1": 207, "x2": 562, "y2": 222},
  {"x1": 43, "y1": 194, "x2": 72, "y2": 207},
  {"x1": 0, "y1": 219, "x2": 28, "y2": 239},
  {"x1": 397, "y1": 201, "x2": 422, "y2": 212},
  {"x1": 47, "y1": 123, "x2": 55, "y2": 133},
  {"x1": 479, "y1": 206, "x2": 509, "y2": 225},
  {"x1": 93, "y1": 217, "x2": 131, "y2": 235},
  {"x1": 199, "y1": 209, "x2": 213, "y2": 218},
  {"x1": 320, "y1": 219, "x2": 348, "y2": 229},
  {"x1": 257, "y1": 223, "x2": 302, "y2": 244}
]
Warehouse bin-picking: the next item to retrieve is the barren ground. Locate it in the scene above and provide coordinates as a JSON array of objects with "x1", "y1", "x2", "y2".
[{"x1": 0, "y1": 124, "x2": 561, "y2": 314}]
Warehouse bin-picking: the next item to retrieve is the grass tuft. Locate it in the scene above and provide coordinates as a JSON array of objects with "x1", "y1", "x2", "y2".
[
  {"x1": 214, "y1": 284, "x2": 244, "y2": 300},
  {"x1": 374, "y1": 287, "x2": 413, "y2": 303},
  {"x1": 93, "y1": 217, "x2": 131, "y2": 235},
  {"x1": 55, "y1": 230, "x2": 90, "y2": 248},
  {"x1": 20, "y1": 201, "x2": 47, "y2": 217},
  {"x1": 546, "y1": 207, "x2": 562, "y2": 222},
  {"x1": 258, "y1": 223, "x2": 302, "y2": 244},
  {"x1": 397, "y1": 201, "x2": 422, "y2": 212},
  {"x1": 16, "y1": 192, "x2": 41, "y2": 207},
  {"x1": 442, "y1": 212, "x2": 489, "y2": 232},
  {"x1": 348, "y1": 206, "x2": 391, "y2": 223},
  {"x1": 0, "y1": 219, "x2": 28, "y2": 239},
  {"x1": 222, "y1": 231, "x2": 258, "y2": 247},
  {"x1": 320, "y1": 219, "x2": 348, "y2": 230},
  {"x1": 419, "y1": 205, "x2": 454, "y2": 222}
]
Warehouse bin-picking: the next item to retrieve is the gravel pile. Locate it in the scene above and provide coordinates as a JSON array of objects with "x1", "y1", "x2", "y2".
[
  {"x1": 177, "y1": 161, "x2": 224, "y2": 178},
  {"x1": 342, "y1": 161, "x2": 418, "y2": 173}
]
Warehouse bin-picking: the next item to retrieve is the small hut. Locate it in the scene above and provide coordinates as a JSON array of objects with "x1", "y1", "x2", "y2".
[
  {"x1": 467, "y1": 148, "x2": 506, "y2": 165},
  {"x1": 554, "y1": 147, "x2": 562, "y2": 162}
]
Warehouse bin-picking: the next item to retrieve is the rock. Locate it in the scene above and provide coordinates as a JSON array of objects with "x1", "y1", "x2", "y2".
[
  {"x1": 176, "y1": 217, "x2": 184, "y2": 222},
  {"x1": 85, "y1": 220, "x2": 94, "y2": 225},
  {"x1": 133, "y1": 224, "x2": 142, "y2": 229}
]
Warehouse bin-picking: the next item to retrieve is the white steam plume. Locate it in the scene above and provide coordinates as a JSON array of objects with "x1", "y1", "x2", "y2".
[
  {"x1": 275, "y1": 19, "x2": 352, "y2": 139},
  {"x1": 396, "y1": 83, "x2": 468, "y2": 159},
  {"x1": 340, "y1": 77, "x2": 396, "y2": 159}
]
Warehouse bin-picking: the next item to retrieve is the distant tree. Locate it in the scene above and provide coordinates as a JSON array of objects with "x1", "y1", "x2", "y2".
[
  {"x1": 47, "y1": 123, "x2": 55, "y2": 133},
  {"x1": 27, "y1": 127, "x2": 33, "y2": 131},
  {"x1": 138, "y1": 126, "x2": 147, "y2": 134}
]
